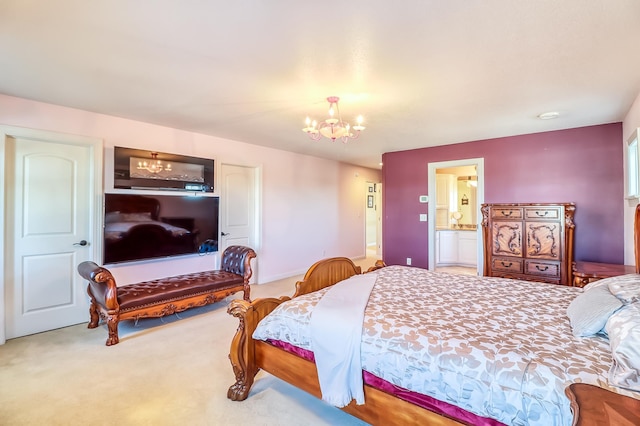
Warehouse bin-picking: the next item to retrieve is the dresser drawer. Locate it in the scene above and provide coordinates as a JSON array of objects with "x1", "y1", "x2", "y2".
[
  {"x1": 490, "y1": 272, "x2": 524, "y2": 281},
  {"x1": 524, "y1": 207, "x2": 561, "y2": 220},
  {"x1": 491, "y1": 207, "x2": 523, "y2": 219},
  {"x1": 525, "y1": 260, "x2": 560, "y2": 278},
  {"x1": 491, "y1": 257, "x2": 523, "y2": 273}
]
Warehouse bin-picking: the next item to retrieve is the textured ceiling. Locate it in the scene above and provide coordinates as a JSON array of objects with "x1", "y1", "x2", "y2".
[{"x1": 1, "y1": 1, "x2": 640, "y2": 169}]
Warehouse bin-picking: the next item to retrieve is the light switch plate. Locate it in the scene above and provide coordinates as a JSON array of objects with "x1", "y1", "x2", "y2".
[
  {"x1": 419, "y1": 195, "x2": 429, "y2": 203},
  {"x1": 419, "y1": 214, "x2": 428, "y2": 222}
]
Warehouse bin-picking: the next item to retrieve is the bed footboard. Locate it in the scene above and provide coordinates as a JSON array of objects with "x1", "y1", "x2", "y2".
[
  {"x1": 227, "y1": 296, "x2": 290, "y2": 401},
  {"x1": 228, "y1": 257, "x2": 369, "y2": 401}
]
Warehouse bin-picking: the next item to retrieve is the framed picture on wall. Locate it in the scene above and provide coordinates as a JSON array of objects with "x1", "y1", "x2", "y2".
[{"x1": 367, "y1": 195, "x2": 374, "y2": 208}]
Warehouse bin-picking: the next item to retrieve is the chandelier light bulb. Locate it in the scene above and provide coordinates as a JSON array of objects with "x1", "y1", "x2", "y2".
[{"x1": 353, "y1": 115, "x2": 365, "y2": 132}]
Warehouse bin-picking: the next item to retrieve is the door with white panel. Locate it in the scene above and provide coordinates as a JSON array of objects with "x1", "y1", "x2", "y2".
[
  {"x1": 219, "y1": 163, "x2": 257, "y2": 258},
  {"x1": 3, "y1": 129, "x2": 101, "y2": 339}
]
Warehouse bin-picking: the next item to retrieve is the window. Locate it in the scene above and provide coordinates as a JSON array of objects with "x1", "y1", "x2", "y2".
[{"x1": 628, "y1": 130, "x2": 639, "y2": 199}]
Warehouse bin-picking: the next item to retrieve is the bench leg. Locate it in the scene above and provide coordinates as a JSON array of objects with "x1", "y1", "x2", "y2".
[
  {"x1": 87, "y1": 297, "x2": 100, "y2": 329},
  {"x1": 106, "y1": 314, "x2": 120, "y2": 346}
]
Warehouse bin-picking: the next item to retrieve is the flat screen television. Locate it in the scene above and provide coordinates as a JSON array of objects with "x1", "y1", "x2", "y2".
[{"x1": 103, "y1": 193, "x2": 219, "y2": 264}]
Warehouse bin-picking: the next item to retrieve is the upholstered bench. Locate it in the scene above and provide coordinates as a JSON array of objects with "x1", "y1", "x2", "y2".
[{"x1": 77, "y1": 245, "x2": 256, "y2": 346}]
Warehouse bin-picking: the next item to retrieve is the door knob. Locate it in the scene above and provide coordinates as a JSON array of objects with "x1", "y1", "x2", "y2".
[
  {"x1": 221, "y1": 232, "x2": 230, "y2": 236},
  {"x1": 74, "y1": 240, "x2": 88, "y2": 246}
]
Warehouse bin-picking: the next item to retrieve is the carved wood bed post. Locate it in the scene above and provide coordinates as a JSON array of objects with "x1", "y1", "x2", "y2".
[{"x1": 227, "y1": 296, "x2": 290, "y2": 401}]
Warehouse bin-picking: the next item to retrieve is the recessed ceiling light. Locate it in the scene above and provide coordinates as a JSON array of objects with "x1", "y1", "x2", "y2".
[{"x1": 538, "y1": 111, "x2": 560, "y2": 120}]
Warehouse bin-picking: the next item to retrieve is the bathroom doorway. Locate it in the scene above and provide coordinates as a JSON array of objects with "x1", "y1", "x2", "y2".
[{"x1": 427, "y1": 158, "x2": 484, "y2": 275}]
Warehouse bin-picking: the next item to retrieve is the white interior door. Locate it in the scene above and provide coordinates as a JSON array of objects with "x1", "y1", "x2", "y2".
[
  {"x1": 219, "y1": 163, "x2": 257, "y2": 253},
  {"x1": 3, "y1": 129, "x2": 101, "y2": 339}
]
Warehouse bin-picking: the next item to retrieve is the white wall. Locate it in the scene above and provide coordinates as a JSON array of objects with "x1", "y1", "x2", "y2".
[
  {"x1": 623, "y1": 91, "x2": 640, "y2": 265},
  {"x1": 0, "y1": 94, "x2": 380, "y2": 286}
]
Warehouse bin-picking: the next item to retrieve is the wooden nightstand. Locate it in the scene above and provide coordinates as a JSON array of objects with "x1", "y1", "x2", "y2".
[
  {"x1": 571, "y1": 261, "x2": 636, "y2": 288},
  {"x1": 565, "y1": 383, "x2": 640, "y2": 425}
]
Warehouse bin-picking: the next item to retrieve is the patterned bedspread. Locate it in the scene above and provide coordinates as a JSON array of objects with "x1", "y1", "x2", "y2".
[{"x1": 253, "y1": 265, "x2": 618, "y2": 426}]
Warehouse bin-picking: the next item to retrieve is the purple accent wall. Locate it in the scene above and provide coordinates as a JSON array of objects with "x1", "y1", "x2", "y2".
[{"x1": 382, "y1": 123, "x2": 624, "y2": 269}]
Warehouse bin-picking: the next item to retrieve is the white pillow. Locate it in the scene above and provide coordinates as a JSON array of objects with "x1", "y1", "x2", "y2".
[
  {"x1": 582, "y1": 276, "x2": 616, "y2": 292},
  {"x1": 606, "y1": 274, "x2": 640, "y2": 305},
  {"x1": 566, "y1": 285, "x2": 623, "y2": 337},
  {"x1": 605, "y1": 303, "x2": 640, "y2": 391}
]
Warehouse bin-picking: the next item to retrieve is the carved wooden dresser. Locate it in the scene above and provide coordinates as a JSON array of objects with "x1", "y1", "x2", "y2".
[{"x1": 481, "y1": 203, "x2": 575, "y2": 285}]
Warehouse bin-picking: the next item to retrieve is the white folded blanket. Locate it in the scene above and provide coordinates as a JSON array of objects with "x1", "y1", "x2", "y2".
[{"x1": 309, "y1": 273, "x2": 378, "y2": 407}]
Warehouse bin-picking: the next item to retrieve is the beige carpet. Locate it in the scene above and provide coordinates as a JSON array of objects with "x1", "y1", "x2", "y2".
[{"x1": 0, "y1": 258, "x2": 378, "y2": 426}]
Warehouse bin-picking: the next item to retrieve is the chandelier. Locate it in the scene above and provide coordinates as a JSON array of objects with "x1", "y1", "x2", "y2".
[
  {"x1": 302, "y1": 96, "x2": 365, "y2": 143},
  {"x1": 137, "y1": 152, "x2": 172, "y2": 174}
]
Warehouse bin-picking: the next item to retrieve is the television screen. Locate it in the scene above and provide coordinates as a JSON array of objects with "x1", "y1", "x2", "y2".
[{"x1": 103, "y1": 193, "x2": 219, "y2": 264}]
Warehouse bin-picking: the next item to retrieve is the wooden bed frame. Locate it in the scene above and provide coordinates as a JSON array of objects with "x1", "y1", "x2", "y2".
[
  {"x1": 227, "y1": 257, "x2": 463, "y2": 425},
  {"x1": 228, "y1": 205, "x2": 640, "y2": 425}
]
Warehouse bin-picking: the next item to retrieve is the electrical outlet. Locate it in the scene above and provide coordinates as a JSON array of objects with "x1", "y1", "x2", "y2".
[
  {"x1": 419, "y1": 213, "x2": 427, "y2": 222},
  {"x1": 406, "y1": 257, "x2": 412, "y2": 266}
]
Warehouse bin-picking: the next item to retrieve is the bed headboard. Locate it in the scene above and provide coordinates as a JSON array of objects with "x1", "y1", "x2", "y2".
[
  {"x1": 293, "y1": 257, "x2": 362, "y2": 298},
  {"x1": 105, "y1": 194, "x2": 161, "y2": 220}
]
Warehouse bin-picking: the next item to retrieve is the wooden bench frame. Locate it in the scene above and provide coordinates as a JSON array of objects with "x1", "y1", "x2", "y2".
[{"x1": 78, "y1": 245, "x2": 256, "y2": 346}]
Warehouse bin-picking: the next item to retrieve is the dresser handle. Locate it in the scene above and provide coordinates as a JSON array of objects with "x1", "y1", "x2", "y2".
[
  {"x1": 500, "y1": 210, "x2": 512, "y2": 217},
  {"x1": 500, "y1": 261, "x2": 513, "y2": 267},
  {"x1": 535, "y1": 211, "x2": 549, "y2": 217},
  {"x1": 535, "y1": 265, "x2": 549, "y2": 271}
]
